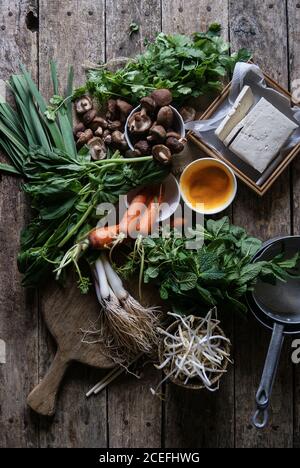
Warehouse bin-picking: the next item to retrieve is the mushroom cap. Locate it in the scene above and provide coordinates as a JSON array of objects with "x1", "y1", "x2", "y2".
[
  {"x1": 89, "y1": 117, "x2": 108, "y2": 132},
  {"x1": 179, "y1": 106, "x2": 196, "y2": 123},
  {"x1": 88, "y1": 137, "x2": 107, "y2": 160},
  {"x1": 106, "y1": 99, "x2": 118, "y2": 121},
  {"x1": 150, "y1": 89, "x2": 173, "y2": 107},
  {"x1": 116, "y1": 99, "x2": 133, "y2": 117},
  {"x1": 157, "y1": 106, "x2": 174, "y2": 129},
  {"x1": 152, "y1": 144, "x2": 172, "y2": 165},
  {"x1": 111, "y1": 130, "x2": 128, "y2": 150},
  {"x1": 140, "y1": 96, "x2": 157, "y2": 113},
  {"x1": 128, "y1": 110, "x2": 152, "y2": 134},
  {"x1": 75, "y1": 96, "x2": 93, "y2": 114},
  {"x1": 149, "y1": 125, "x2": 167, "y2": 142},
  {"x1": 94, "y1": 127, "x2": 104, "y2": 137},
  {"x1": 76, "y1": 129, "x2": 94, "y2": 149},
  {"x1": 166, "y1": 137, "x2": 185, "y2": 154},
  {"x1": 126, "y1": 149, "x2": 142, "y2": 158},
  {"x1": 104, "y1": 134, "x2": 112, "y2": 145},
  {"x1": 73, "y1": 122, "x2": 86, "y2": 137},
  {"x1": 134, "y1": 140, "x2": 152, "y2": 155},
  {"x1": 83, "y1": 109, "x2": 97, "y2": 126},
  {"x1": 108, "y1": 120, "x2": 122, "y2": 132},
  {"x1": 166, "y1": 131, "x2": 182, "y2": 140}
]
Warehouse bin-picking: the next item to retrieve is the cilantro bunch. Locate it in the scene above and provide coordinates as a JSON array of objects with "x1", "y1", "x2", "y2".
[{"x1": 78, "y1": 24, "x2": 251, "y2": 104}]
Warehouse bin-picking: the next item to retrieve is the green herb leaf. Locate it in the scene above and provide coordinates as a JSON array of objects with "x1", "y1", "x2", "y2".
[
  {"x1": 129, "y1": 22, "x2": 140, "y2": 37},
  {"x1": 179, "y1": 273, "x2": 198, "y2": 291},
  {"x1": 79, "y1": 26, "x2": 251, "y2": 104}
]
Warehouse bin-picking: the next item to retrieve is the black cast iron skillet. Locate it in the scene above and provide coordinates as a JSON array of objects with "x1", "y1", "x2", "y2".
[{"x1": 247, "y1": 236, "x2": 300, "y2": 429}]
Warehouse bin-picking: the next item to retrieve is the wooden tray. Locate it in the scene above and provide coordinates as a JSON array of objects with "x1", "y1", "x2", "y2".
[{"x1": 188, "y1": 70, "x2": 300, "y2": 196}]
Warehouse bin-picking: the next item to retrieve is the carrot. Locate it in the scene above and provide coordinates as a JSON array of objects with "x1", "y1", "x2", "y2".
[
  {"x1": 137, "y1": 184, "x2": 164, "y2": 236},
  {"x1": 89, "y1": 186, "x2": 163, "y2": 247},
  {"x1": 119, "y1": 192, "x2": 148, "y2": 235},
  {"x1": 89, "y1": 225, "x2": 120, "y2": 249},
  {"x1": 137, "y1": 196, "x2": 158, "y2": 236}
]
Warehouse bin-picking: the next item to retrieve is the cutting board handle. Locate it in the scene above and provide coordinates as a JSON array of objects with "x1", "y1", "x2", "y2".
[{"x1": 27, "y1": 351, "x2": 69, "y2": 417}]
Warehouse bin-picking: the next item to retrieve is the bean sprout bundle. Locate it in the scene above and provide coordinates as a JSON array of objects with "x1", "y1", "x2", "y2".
[{"x1": 152, "y1": 309, "x2": 232, "y2": 395}]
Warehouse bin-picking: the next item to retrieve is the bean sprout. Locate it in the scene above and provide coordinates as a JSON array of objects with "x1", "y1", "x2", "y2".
[{"x1": 151, "y1": 308, "x2": 232, "y2": 396}]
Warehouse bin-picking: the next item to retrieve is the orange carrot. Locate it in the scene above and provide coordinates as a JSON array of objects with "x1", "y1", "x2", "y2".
[
  {"x1": 137, "y1": 184, "x2": 164, "y2": 236},
  {"x1": 89, "y1": 225, "x2": 120, "y2": 249},
  {"x1": 137, "y1": 196, "x2": 158, "y2": 236},
  {"x1": 89, "y1": 186, "x2": 164, "y2": 247},
  {"x1": 119, "y1": 192, "x2": 148, "y2": 235}
]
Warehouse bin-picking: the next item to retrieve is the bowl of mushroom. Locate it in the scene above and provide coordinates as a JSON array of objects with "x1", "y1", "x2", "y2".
[{"x1": 125, "y1": 89, "x2": 186, "y2": 165}]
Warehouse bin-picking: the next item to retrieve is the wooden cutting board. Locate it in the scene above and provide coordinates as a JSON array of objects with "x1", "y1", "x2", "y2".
[{"x1": 27, "y1": 277, "x2": 115, "y2": 417}]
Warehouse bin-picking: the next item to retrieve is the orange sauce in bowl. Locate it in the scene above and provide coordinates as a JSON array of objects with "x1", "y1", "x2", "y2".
[{"x1": 181, "y1": 159, "x2": 235, "y2": 212}]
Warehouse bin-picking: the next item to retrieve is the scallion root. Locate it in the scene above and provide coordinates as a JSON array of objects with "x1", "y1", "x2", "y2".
[{"x1": 83, "y1": 254, "x2": 161, "y2": 366}]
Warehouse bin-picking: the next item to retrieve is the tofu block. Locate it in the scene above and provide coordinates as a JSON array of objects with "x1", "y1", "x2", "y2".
[
  {"x1": 223, "y1": 100, "x2": 261, "y2": 147},
  {"x1": 215, "y1": 86, "x2": 254, "y2": 142},
  {"x1": 229, "y1": 98, "x2": 298, "y2": 173}
]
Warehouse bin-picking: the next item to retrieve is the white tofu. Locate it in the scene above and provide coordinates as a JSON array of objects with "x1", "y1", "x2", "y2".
[
  {"x1": 215, "y1": 86, "x2": 254, "y2": 142},
  {"x1": 223, "y1": 101, "x2": 260, "y2": 147},
  {"x1": 229, "y1": 98, "x2": 298, "y2": 173}
]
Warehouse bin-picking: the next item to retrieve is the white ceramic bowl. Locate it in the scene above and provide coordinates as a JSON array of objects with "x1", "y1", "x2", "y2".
[
  {"x1": 180, "y1": 158, "x2": 237, "y2": 215},
  {"x1": 125, "y1": 174, "x2": 180, "y2": 222},
  {"x1": 125, "y1": 104, "x2": 185, "y2": 151}
]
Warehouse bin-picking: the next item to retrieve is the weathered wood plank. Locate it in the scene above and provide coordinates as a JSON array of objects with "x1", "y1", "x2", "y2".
[
  {"x1": 162, "y1": 0, "x2": 235, "y2": 449},
  {"x1": 287, "y1": 0, "x2": 300, "y2": 449},
  {"x1": 105, "y1": 0, "x2": 161, "y2": 59},
  {"x1": 0, "y1": 0, "x2": 39, "y2": 448},
  {"x1": 38, "y1": 0, "x2": 107, "y2": 448},
  {"x1": 229, "y1": 0, "x2": 293, "y2": 448},
  {"x1": 105, "y1": 0, "x2": 163, "y2": 449},
  {"x1": 162, "y1": 0, "x2": 229, "y2": 35}
]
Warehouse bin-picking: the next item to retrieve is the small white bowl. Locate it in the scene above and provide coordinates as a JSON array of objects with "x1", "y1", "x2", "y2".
[
  {"x1": 180, "y1": 158, "x2": 237, "y2": 215},
  {"x1": 125, "y1": 174, "x2": 180, "y2": 222},
  {"x1": 125, "y1": 104, "x2": 185, "y2": 151}
]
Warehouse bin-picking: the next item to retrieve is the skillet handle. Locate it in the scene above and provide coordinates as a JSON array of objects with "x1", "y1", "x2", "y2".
[{"x1": 252, "y1": 322, "x2": 285, "y2": 429}]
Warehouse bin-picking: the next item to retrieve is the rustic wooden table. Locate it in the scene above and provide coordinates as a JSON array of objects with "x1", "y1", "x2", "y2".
[{"x1": 0, "y1": 0, "x2": 300, "y2": 449}]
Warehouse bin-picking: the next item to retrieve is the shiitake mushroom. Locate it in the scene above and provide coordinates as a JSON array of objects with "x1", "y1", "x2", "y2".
[
  {"x1": 76, "y1": 129, "x2": 94, "y2": 149},
  {"x1": 128, "y1": 109, "x2": 152, "y2": 134},
  {"x1": 73, "y1": 122, "x2": 86, "y2": 138},
  {"x1": 166, "y1": 137, "x2": 185, "y2": 154},
  {"x1": 88, "y1": 137, "x2": 107, "y2": 161},
  {"x1": 75, "y1": 96, "x2": 93, "y2": 114},
  {"x1": 152, "y1": 145, "x2": 172, "y2": 165},
  {"x1": 157, "y1": 106, "x2": 174, "y2": 129},
  {"x1": 134, "y1": 140, "x2": 152, "y2": 155},
  {"x1": 150, "y1": 89, "x2": 172, "y2": 107},
  {"x1": 179, "y1": 106, "x2": 196, "y2": 123},
  {"x1": 149, "y1": 125, "x2": 167, "y2": 142},
  {"x1": 83, "y1": 109, "x2": 97, "y2": 126}
]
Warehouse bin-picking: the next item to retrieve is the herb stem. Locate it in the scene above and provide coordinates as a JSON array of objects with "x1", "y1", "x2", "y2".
[
  {"x1": 58, "y1": 203, "x2": 96, "y2": 248},
  {"x1": 55, "y1": 95, "x2": 72, "y2": 112},
  {"x1": 91, "y1": 156, "x2": 152, "y2": 166}
]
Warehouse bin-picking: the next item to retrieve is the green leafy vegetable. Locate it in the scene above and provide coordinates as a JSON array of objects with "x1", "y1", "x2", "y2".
[
  {"x1": 0, "y1": 65, "x2": 169, "y2": 291},
  {"x1": 78, "y1": 25, "x2": 251, "y2": 104},
  {"x1": 118, "y1": 217, "x2": 300, "y2": 314}
]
